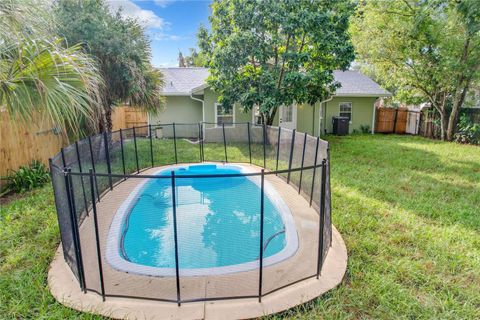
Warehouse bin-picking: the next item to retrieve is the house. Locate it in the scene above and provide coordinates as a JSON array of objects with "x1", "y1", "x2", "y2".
[{"x1": 150, "y1": 67, "x2": 391, "y2": 136}]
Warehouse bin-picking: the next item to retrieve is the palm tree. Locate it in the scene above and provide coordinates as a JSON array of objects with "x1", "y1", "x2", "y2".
[
  {"x1": 0, "y1": 0, "x2": 102, "y2": 137},
  {"x1": 55, "y1": 0, "x2": 164, "y2": 132}
]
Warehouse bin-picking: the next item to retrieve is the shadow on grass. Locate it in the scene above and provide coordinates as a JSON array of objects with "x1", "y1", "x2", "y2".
[{"x1": 326, "y1": 134, "x2": 480, "y2": 231}]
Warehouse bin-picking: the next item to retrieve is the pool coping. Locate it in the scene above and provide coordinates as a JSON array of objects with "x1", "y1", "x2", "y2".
[
  {"x1": 106, "y1": 163, "x2": 300, "y2": 277},
  {"x1": 48, "y1": 163, "x2": 348, "y2": 319}
]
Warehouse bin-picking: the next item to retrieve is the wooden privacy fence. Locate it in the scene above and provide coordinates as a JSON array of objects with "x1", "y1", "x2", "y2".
[
  {"x1": 112, "y1": 106, "x2": 148, "y2": 131},
  {"x1": 375, "y1": 107, "x2": 411, "y2": 134},
  {"x1": 0, "y1": 110, "x2": 65, "y2": 186}
]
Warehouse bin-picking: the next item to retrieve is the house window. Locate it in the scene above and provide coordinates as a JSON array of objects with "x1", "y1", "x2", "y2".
[
  {"x1": 282, "y1": 104, "x2": 294, "y2": 122},
  {"x1": 339, "y1": 102, "x2": 352, "y2": 122},
  {"x1": 215, "y1": 103, "x2": 234, "y2": 126},
  {"x1": 252, "y1": 105, "x2": 262, "y2": 124}
]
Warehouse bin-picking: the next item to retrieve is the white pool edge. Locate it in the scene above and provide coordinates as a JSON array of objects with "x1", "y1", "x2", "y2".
[{"x1": 106, "y1": 163, "x2": 299, "y2": 277}]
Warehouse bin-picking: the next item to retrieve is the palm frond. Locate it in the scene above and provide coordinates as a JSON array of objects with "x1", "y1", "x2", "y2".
[{"x1": 0, "y1": 0, "x2": 103, "y2": 137}]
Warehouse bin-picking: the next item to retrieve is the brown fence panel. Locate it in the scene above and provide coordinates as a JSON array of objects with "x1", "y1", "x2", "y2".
[
  {"x1": 375, "y1": 107, "x2": 395, "y2": 133},
  {"x1": 112, "y1": 106, "x2": 148, "y2": 131},
  {"x1": 375, "y1": 107, "x2": 410, "y2": 134},
  {"x1": 394, "y1": 108, "x2": 408, "y2": 134}
]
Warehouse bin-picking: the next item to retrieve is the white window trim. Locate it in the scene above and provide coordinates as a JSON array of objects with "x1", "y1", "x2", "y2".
[
  {"x1": 214, "y1": 102, "x2": 235, "y2": 127},
  {"x1": 339, "y1": 102, "x2": 353, "y2": 124}
]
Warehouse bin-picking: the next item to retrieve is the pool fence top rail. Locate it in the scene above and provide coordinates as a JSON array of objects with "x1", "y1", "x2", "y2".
[{"x1": 49, "y1": 122, "x2": 332, "y2": 306}]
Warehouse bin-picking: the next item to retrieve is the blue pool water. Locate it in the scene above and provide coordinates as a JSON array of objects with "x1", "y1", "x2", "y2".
[{"x1": 119, "y1": 164, "x2": 293, "y2": 271}]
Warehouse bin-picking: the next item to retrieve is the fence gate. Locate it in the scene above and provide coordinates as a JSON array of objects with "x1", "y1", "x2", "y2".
[
  {"x1": 375, "y1": 107, "x2": 410, "y2": 134},
  {"x1": 112, "y1": 106, "x2": 148, "y2": 131}
]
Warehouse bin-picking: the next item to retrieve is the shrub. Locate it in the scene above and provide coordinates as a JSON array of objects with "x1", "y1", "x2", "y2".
[
  {"x1": 454, "y1": 114, "x2": 480, "y2": 145},
  {"x1": 1, "y1": 160, "x2": 50, "y2": 195},
  {"x1": 360, "y1": 125, "x2": 371, "y2": 134}
]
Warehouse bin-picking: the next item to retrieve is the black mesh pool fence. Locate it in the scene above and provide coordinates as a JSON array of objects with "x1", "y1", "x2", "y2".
[{"x1": 49, "y1": 122, "x2": 332, "y2": 305}]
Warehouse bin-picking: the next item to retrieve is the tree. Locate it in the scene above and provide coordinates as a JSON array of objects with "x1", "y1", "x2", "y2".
[
  {"x1": 178, "y1": 48, "x2": 207, "y2": 67},
  {"x1": 55, "y1": 0, "x2": 164, "y2": 132},
  {"x1": 185, "y1": 48, "x2": 208, "y2": 67},
  {"x1": 0, "y1": 0, "x2": 102, "y2": 136},
  {"x1": 198, "y1": 0, "x2": 355, "y2": 125},
  {"x1": 350, "y1": 0, "x2": 480, "y2": 141},
  {"x1": 178, "y1": 51, "x2": 187, "y2": 67}
]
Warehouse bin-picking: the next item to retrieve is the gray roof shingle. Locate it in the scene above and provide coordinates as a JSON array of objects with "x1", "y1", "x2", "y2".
[
  {"x1": 333, "y1": 70, "x2": 391, "y2": 97},
  {"x1": 159, "y1": 67, "x2": 209, "y2": 95},
  {"x1": 159, "y1": 67, "x2": 390, "y2": 97}
]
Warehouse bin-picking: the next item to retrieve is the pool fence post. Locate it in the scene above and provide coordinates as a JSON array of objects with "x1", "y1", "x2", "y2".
[
  {"x1": 258, "y1": 169, "x2": 265, "y2": 302},
  {"x1": 103, "y1": 132, "x2": 113, "y2": 190},
  {"x1": 170, "y1": 171, "x2": 181, "y2": 306},
  {"x1": 89, "y1": 169, "x2": 106, "y2": 301},
  {"x1": 74, "y1": 141, "x2": 88, "y2": 214},
  {"x1": 65, "y1": 168, "x2": 87, "y2": 293},
  {"x1": 262, "y1": 124, "x2": 266, "y2": 169},
  {"x1": 173, "y1": 123, "x2": 178, "y2": 164},
  {"x1": 247, "y1": 122, "x2": 252, "y2": 164},
  {"x1": 298, "y1": 133, "x2": 307, "y2": 194},
  {"x1": 198, "y1": 123, "x2": 202, "y2": 163},
  {"x1": 200, "y1": 122, "x2": 205, "y2": 162},
  {"x1": 287, "y1": 129, "x2": 296, "y2": 184},
  {"x1": 88, "y1": 136, "x2": 100, "y2": 202},
  {"x1": 222, "y1": 122, "x2": 228, "y2": 163},
  {"x1": 327, "y1": 144, "x2": 332, "y2": 246},
  {"x1": 149, "y1": 124, "x2": 154, "y2": 168},
  {"x1": 119, "y1": 129, "x2": 126, "y2": 180},
  {"x1": 51, "y1": 158, "x2": 69, "y2": 265},
  {"x1": 133, "y1": 126, "x2": 140, "y2": 173},
  {"x1": 309, "y1": 137, "x2": 320, "y2": 206},
  {"x1": 275, "y1": 127, "x2": 281, "y2": 174},
  {"x1": 61, "y1": 147, "x2": 66, "y2": 167},
  {"x1": 316, "y1": 159, "x2": 327, "y2": 279}
]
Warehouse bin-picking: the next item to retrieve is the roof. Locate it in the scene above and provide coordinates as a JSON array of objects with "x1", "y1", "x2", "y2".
[
  {"x1": 160, "y1": 67, "x2": 391, "y2": 97},
  {"x1": 159, "y1": 67, "x2": 209, "y2": 96},
  {"x1": 333, "y1": 70, "x2": 391, "y2": 97}
]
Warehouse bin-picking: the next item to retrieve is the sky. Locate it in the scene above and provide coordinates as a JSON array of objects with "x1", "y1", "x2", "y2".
[{"x1": 107, "y1": 0, "x2": 211, "y2": 67}]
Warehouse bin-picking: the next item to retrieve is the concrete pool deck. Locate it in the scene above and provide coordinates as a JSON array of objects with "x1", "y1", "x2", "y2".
[{"x1": 48, "y1": 164, "x2": 348, "y2": 319}]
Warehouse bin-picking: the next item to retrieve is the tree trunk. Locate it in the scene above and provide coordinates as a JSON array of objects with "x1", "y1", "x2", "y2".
[
  {"x1": 105, "y1": 106, "x2": 112, "y2": 132},
  {"x1": 98, "y1": 104, "x2": 112, "y2": 133},
  {"x1": 447, "y1": 36, "x2": 474, "y2": 141},
  {"x1": 439, "y1": 110, "x2": 449, "y2": 141},
  {"x1": 447, "y1": 81, "x2": 471, "y2": 141},
  {"x1": 265, "y1": 107, "x2": 278, "y2": 126},
  {"x1": 430, "y1": 93, "x2": 449, "y2": 141},
  {"x1": 447, "y1": 104, "x2": 459, "y2": 141}
]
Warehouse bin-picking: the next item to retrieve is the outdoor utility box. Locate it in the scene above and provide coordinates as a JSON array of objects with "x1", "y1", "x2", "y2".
[{"x1": 332, "y1": 116, "x2": 350, "y2": 135}]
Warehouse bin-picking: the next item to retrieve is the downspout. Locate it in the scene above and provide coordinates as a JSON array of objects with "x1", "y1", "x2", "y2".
[
  {"x1": 190, "y1": 92, "x2": 205, "y2": 139},
  {"x1": 371, "y1": 100, "x2": 377, "y2": 134},
  {"x1": 190, "y1": 92, "x2": 205, "y2": 122},
  {"x1": 318, "y1": 95, "x2": 333, "y2": 137}
]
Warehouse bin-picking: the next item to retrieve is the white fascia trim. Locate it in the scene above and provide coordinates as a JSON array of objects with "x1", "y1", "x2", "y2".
[
  {"x1": 161, "y1": 92, "x2": 192, "y2": 96},
  {"x1": 191, "y1": 83, "x2": 209, "y2": 94},
  {"x1": 334, "y1": 93, "x2": 392, "y2": 97}
]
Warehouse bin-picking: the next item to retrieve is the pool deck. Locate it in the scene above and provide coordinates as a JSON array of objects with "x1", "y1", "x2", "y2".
[{"x1": 48, "y1": 163, "x2": 348, "y2": 319}]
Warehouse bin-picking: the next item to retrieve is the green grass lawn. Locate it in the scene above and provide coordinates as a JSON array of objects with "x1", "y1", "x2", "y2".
[{"x1": 1, "y1": 134, "x2": 479, "y2": 319}]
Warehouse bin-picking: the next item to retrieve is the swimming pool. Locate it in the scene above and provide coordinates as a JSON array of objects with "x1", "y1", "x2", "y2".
[{"x1": 106, "y1": 164, "x2": 298, "y2": 276}]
